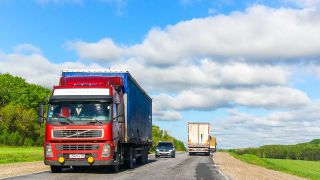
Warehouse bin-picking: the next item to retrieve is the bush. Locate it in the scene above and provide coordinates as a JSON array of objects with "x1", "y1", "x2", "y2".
[
  {"x1": 233, "y1": 139, "x2": 320, "y2": 161},
  {"x1": 0, "y1": 73, "x2": 50, "y2": 146}
]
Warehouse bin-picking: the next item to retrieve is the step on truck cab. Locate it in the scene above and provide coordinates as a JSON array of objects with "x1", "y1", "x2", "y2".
[
  {"x1": 38, "y1": 70, "x2": 152, "y2": 173},
  {"x1": 188, "y1": 122, "x2": 210, "y2": 156}
]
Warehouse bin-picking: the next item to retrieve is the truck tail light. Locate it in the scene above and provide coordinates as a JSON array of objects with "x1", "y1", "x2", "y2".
[
  {"x1": 101, "y1": 144, "x2": 110, "y2": 157},
  {"x1": 45, "y1": 144, "x2": 53, "y2": 158}
]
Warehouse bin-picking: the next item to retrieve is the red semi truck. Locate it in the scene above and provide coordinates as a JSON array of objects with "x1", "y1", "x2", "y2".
[{"x1": 38, "y1": 70, "x2": 152, "y2": 173}]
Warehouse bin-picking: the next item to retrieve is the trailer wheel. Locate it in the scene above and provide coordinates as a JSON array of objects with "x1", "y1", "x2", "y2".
[
  {"x1": 50, "y1": 166, "x2": 63, "y2": 173},
  {"x1": 142, "y1": 148, "x2": 148, "y2": 164},
  {"x1": 124, "y1": 147, "x2": 134, "y2": 169},
  {"x1": 137, "y1": 146, "x2": 148, "y2": 165}
]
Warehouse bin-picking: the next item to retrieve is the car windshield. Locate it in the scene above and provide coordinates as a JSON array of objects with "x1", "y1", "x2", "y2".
[
  {"x1": 157, "y1": 142, "x2": 173, "y2": 148},
  {"x1": 48, "y1": 101, "x2": 111, "y2": 124}
]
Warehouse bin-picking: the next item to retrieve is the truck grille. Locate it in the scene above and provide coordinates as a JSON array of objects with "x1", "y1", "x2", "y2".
[
  {"x1": 56, "y1": 144, "x2": 100, "y2": 151},
  {"x1": 52, "y1": 129, "x2": 103, "y2": 138}
]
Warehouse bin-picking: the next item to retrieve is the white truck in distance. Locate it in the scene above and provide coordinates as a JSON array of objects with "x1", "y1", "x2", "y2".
[{"x1": 188, "y1": 122, "x2": 210, "y2": 156}]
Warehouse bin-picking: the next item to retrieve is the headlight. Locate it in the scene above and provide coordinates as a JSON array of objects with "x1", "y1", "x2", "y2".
[
  {"x1": 156, "y1": 149, "x2": 159, "y2": 152},
  {"x1": 102, "y1": 144, "x2": 111, "y2": 157},
  {"x1": 45, "y1": 144, "x2": 53, "y2": 158}
]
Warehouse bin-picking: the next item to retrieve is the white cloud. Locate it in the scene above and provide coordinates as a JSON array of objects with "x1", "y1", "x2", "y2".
[
  {"x1": 0, "y1": 50, "x2": 102, "y2": 87},
  {"x1": 13, "y1": 44, "x2": 42, "y2": 55},
  {"x1": 212, "y1": 102, "x2": 320, "y2": 148},
  {"x1": 154, "y1": 86, "x2": 310, "y2": 111},
  {"x1": 111, "y1": 59, "x2": 290, "y2": 93},
  {"x1": 153, "y1": 110, "x2": 183, "y2": 121},
  {"x1": 67, "y1": 38, "x2": 122, "y2": 62},
  {"x1": 69, "y1": 5, "x2": 320, "y2": 65}
]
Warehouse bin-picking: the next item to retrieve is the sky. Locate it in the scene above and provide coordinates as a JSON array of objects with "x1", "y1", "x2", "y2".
[{"x1": 1, "y1": 0, "x2": 320, "y2": 148}]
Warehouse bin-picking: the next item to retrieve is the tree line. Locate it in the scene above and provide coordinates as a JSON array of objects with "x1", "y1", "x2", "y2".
[
  {"x1": 230, "y1": 139, "x2": 320, "y2": 161},
  {"x1": 0, "y1": 73, "x2": 50, "y2": 146},
  {"x1": 151, "y1": 125, "x2": 186, "y2": 152},
  {"x1": 0, "y1": 73, "x2": 186, "y2": 150}
]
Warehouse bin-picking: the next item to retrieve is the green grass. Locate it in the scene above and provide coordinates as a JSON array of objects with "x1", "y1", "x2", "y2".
[
  {"x1": 0, "y1": 145, "x2": 43, "y2": 164},
  {"x1": 230, "y1": 152, "x2": 320, "y2": 180}
]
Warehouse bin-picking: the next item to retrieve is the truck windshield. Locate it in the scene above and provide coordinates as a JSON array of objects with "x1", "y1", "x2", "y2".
[{"x1": 47, "y1": 102, "x2": 111, "y2": 124}]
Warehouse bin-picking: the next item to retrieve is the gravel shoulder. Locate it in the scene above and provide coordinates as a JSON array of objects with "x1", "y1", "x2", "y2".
[
  {"x1": 0, "y1": 161, "x2": 49, "y2": 179},
  {"x1": 213, "y1": 152, "x2": 306, "y2": 180}
]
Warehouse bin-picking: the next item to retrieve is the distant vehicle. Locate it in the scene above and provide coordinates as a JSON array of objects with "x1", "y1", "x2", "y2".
[
  {"x1": 209, "y1": 136, "x2": 217, "y2": 153},
  {"x1": 155, "y1": 142, "x2": 175, "y2": 158},
  {"x1": 188, "y1": 122, "x2": 210, "y2": 156},
  {"x1": 38, "y1": 69, "x2": 152, "y2": 173}
]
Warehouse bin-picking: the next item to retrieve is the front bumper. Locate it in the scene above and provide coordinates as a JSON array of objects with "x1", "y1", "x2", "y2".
[
  {"x1": 44, "y1": 159, "x2": 114, "y2": 166},
  {"x1": 44, "y1": 142, "x2": 115, "y2": 166},
  {"x1": 155, "y1": 151, "x2": 174, "y2": 156}
]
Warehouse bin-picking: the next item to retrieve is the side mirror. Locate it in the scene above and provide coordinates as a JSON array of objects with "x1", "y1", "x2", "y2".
[{"x1": 38, "y1": 103, "x2": 45, "y2": 123}]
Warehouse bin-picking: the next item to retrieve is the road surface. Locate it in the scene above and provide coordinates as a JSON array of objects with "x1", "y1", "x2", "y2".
[{"x1": 6, "y1": 153, "x2": 226, "y2": 180}]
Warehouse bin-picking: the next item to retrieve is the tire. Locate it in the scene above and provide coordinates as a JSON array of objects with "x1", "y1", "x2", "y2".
[
  {"x1": 142, "y1": 149, "x2": 148, "y2": 164},
  {"x1": 111, "y1": 149, "x2": 120, "y2": 173},
  {"x1": 136, "y1": 155, "x2": 142, "y2": 165},
  {"x1": 110, "y1": 164, "x2": 119, "y2": 173},
  {"x1": 124, "y1": 147, "x2": 134, "y2": 169},
  {"x1": 137, "y1": 147, "x2": 148, "y2": 165},
  {"x1": 189, "y1": 152, "x2": 193, "y2": 156},
  {"x1": 172, "y1": 153, "x2": 175, "y2": 158},
  {"x1": 50, "y1": 166, "x2": 63, "y2": 173}
]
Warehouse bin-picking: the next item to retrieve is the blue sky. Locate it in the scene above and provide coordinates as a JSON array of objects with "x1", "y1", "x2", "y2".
[{"x1": 1, "y1": 0, "x2": 320, "y2": 148}]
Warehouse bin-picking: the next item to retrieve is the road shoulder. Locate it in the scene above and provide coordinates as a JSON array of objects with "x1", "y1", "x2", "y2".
[
  {"x1": 0, "y1": 161, "x2": 49, "y2": 179},
  {"x1": 213, "y1": 152, "x2": 305, "y2": 180}
]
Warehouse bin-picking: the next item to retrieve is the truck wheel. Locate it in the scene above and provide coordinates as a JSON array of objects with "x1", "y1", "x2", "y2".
[
  {"x1": 124, "y1": 147, "x2": 134, "y2": 169},
  {"x1": 111, "y1": 150, "x2": 120, "y2": 173},
  {"x1": 137, "y1": 147, "x2": 148, "y2": 165},
  {"x1": 50, "y1": 166, "x2": 63, "y2": 173},
  {"x1": 110, "y1": 164, "x2": 119, "y2": 173},
  {"x1": 142, "y1": 149, "x2": 148, "y2": 164},
  {"x1": 136, "y1": 155, "x2": 142, "y2": 165}
]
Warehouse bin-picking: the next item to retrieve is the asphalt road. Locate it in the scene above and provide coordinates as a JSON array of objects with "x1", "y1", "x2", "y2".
[{"x1": 7, "y1": 153, "x2": 226, "y2": 180}]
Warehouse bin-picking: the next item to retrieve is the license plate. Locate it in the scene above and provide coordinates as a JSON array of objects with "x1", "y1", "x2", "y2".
[{"x1": 69, "y1": 154, "x2": 85, "y2": 159}]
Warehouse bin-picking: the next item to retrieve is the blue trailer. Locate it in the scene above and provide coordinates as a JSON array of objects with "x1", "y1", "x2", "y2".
[
  {"x1": 62, "y1": 70, "x2": 152, "y2": 144},
  {"x1": 58, "y1": 69, "x2": 152, "y2": 169}
]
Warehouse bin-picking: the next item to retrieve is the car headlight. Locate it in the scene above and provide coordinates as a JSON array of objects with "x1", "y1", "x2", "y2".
[
  {"x1": 102, "y1": 144, "x2": 111, "y2": 157},
  {"x1": 156, "y1": 149, "x2": 159, "y2": 151},
  {"x1": 45, "y1": 144, "x2": 53, "y2": 158},
  {"x1": 169, "y1": 149, "x2": 173, "y2": 152}
]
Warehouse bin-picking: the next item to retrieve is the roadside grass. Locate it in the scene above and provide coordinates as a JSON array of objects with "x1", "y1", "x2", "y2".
[
  {"x1": 0, "y1": 145, "x2": 43, "y2": 164},
  {"x1": 230, "y1": 152, "x2": 320, "y2": 180}
]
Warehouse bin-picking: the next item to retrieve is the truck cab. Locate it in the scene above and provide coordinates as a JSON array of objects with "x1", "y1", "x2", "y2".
[{"x1": 38, "y1": 70, "x2": 152, "y2": 173}]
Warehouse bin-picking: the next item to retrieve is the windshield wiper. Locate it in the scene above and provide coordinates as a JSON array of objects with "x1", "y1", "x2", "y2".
[
  {"x1": 87, "y1": 118, "x2": 102, "y2": 124},
  {"x1": 61, "y1": 118, "x2": 74, "y2": 124}
]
